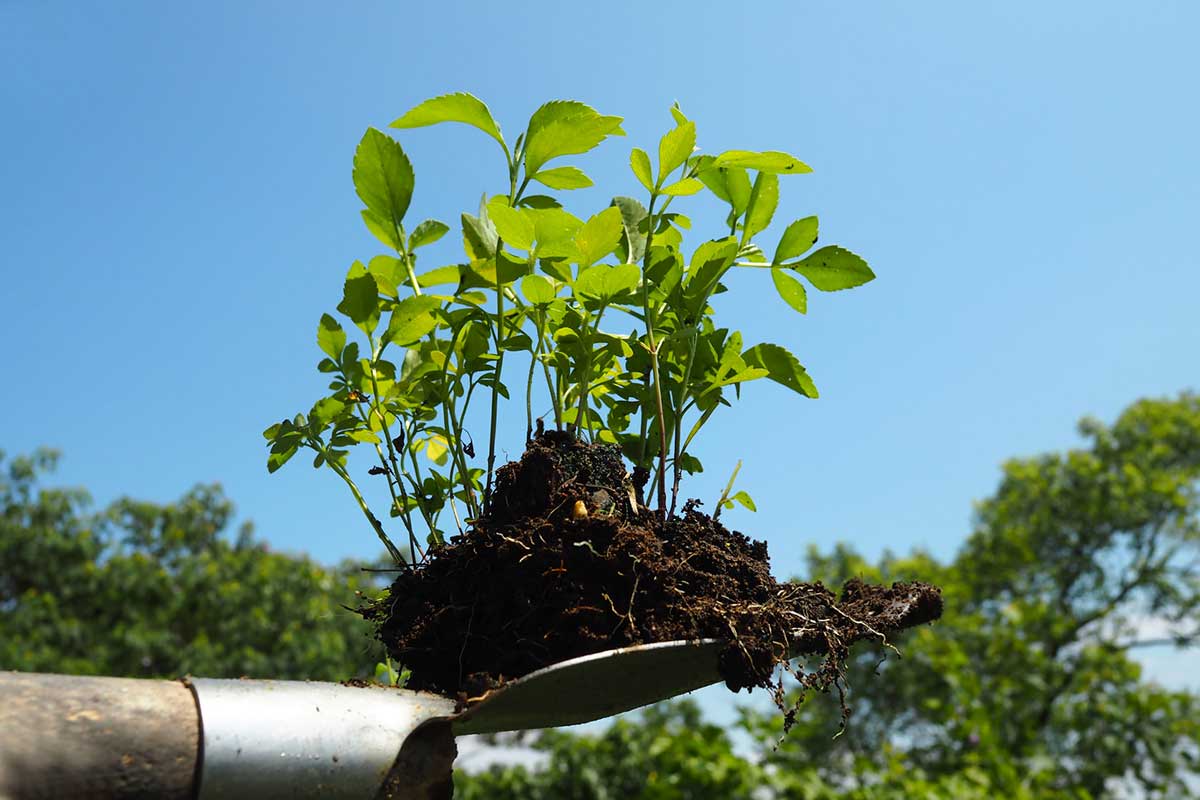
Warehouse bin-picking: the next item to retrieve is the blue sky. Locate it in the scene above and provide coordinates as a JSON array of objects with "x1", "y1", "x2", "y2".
[{"x1": 2, "y1": 2, "x2": 1197, "y2": 694}]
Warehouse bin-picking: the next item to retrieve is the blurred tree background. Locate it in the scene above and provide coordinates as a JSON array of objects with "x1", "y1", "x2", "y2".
[{"x1": 3, "y1": 394, "x2": 1197, "y2": 798}]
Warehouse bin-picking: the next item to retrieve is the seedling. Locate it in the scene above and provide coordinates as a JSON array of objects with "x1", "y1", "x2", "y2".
[{"x1": 264, "y1": 93, "x2": 875, "y2": 566}]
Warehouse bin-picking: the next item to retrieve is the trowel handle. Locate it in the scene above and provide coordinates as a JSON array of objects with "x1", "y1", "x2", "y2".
[{"x1": 0, "y1": 672, "x2": 457, "y2": 800}]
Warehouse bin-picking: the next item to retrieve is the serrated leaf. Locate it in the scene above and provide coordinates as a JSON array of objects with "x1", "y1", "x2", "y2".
[
  {"x1": 792, "y1": 246, "x2": 875, "y2": 291},
  {"x1": 774, "y1": 216, "x2": 819, "y2": 264},
  {"x1": 523, "y1": 100, "x2": 624, "y2": 175},
  {"x1": 771, "y1": 269, "x2": 808, "y2": 314},
  {"x1": 461, "y1": 211, "x2": 497, "y2": 260},
  {"x1": 530, "y1": 166, "x2": 593, "y2": 190},
  {"x1": 630, "y1": 148, "x2": 654, "y2": 193},
  {"x1": 521, "y1": 274, "x2": 556, "y2": 305},
  {"x1": 574, "y1": 206, "x2": 624, "y2": 267},
  {"x1": 743, "y1": 172, "x2": 779, "y2": 241},
  {"x1": 658, "y1": 121, "x2": 695, "y2": 184},
  {"x1": 713, "y1": 150, "x2": 812, "y2": 174},
  {"x1": 389, "y1": 92, "x2": 505, "y2": 149},
  {"x1": 660, "y1": 178, "x2": 704, "y2": 196},
  {"x1": 743, "y1": 343, "x2": 818, "y2": 398},
  {"x1": 611, "y1": 196, "x2": 648, "y2": 265},
  {"x1": 409, "y1": 219, "x2": 450, "y2": 250},
  {"x1": 486, "y1": 197, "x2": 536, "y2": 251},
  {"x1": 317, "y1": 314, "x2": 346, "y2": 359},
  {"x1": 337, "y1": 267, "x2": 380, "y2": 336},
  {"x1": 384, "y1": 295, "x2": 442, "y2": 346},
  {"x1": 353, "y1": 129, "x2": 414, "y2": 243}
]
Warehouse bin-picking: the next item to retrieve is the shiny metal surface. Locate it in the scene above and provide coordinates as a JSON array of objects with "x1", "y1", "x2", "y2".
[
  {"x1": 450, "y1": 638, "x2": 725, "y2": 735},
  {"x1": 189, "y1": 678, "x2": 455, "y2": 799}
]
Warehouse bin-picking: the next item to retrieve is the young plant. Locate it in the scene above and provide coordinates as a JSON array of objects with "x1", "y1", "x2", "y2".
[{"x1": 265, "y1": 93, "x2": 874, "y2": 567}]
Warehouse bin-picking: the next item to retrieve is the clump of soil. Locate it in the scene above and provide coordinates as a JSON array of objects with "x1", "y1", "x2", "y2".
[{"x1": 361, "y1": 432, "x2": 942, "y2": 726}]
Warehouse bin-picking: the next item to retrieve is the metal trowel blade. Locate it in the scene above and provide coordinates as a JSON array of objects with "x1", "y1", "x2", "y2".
[{"x1": 449, "y1": 638, "x2": 725, "y2": 736}]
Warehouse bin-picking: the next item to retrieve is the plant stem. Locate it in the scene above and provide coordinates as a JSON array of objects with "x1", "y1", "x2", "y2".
[
  {"x1": 713, "y1": 459, "x2": 743, "y2": 522},
  {"x1": 639, "y1": 195, "x2": 670, "y2": 520}
]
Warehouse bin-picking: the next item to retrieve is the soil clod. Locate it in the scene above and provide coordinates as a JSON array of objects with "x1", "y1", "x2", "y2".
[{"x1": 361, "y1": 434, "x2": 942, "y2": 728}]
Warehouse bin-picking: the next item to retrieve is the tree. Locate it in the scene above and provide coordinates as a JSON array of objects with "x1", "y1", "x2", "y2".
[
  {"x1": 0, "y1": 448, "x2": 383, "y2": 680},
  {"x1": 458, "y1": 394, "x2": 1200, "y2": 799},
  {"x1": 456, "y1": 699, "x2": 769, "y2": 800}
]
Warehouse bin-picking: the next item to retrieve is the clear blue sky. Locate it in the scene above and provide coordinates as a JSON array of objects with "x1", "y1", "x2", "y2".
[{"x1": 2, "y1": 2, "x2": 1197, "y2": 693}]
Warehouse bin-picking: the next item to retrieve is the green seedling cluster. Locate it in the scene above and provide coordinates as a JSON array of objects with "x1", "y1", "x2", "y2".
[{"x1": 265, "y1": 93, "x2": 874, "y2": 568}]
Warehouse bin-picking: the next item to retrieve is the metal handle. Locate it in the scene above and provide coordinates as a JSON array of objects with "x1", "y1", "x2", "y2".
[{"x1": 0, "y1": 671, "x2": 457, "y2": 800}]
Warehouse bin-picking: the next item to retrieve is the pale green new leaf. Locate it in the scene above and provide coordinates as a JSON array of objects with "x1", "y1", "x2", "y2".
[
  {"x1": 486, "y1": 197, "x2": 535, "y2": 251},
  {"x1": 743, "y1": 343, "x2": 818, "y2": 398},
  {"x1": 367, "y1": 255, "x2": 404, "y2": 298},
  {"x1": 669, "y1": 102, "x2": 689, "y2": 126},
  {"x1": 713, "y1": 149, "x2": 812, "y2": 175},
  {"x1": 774, "y1": 216, "x2": 819, "y2": 263},
  {"x1": 630, "y1": 148, "x2": 654, "y2": 193},
  {"x1": 317, "y1": 314, "x2": 346, "y2": 359},
  {"x1": 521, "y1": 274, "x2": 556, "y2": 305},
  {"x1": 793, "y1": 246, "x2": 875, "y2": 291},
  {"x1": 743, "y1": 173, "x2": 779, "y2": 241},
  {"x1": 731, "y1": 490, "x2": 757, "y2": 511},
  {"x1": 660, "y1": 178, "x2": 704, "y2": 196},
  {"x1": 574, "y1": 206, "x2": 624, "y2": 267},
  {"x1": 409, "y1": 219, "x2": 450, "y2": 250},
  {"x1": 530, "y1": 166, "x2": 593, "y2": 190},
  {"x1": 353, "y1": 128, "x2": 414, "y2": 238},
  {"x1": 658, "y1": 121, "x2": 696, "y2": 184},
  {"x1": 384, "y1": 295, "x2": 442, "y2": 346},
  {"x1": 523, "y1": 100, "x2": 624, "y2": 175},
  {"x1": 389, "y1": 92, "x2": 505, "y2": 149},
  {"x1": 771, "y1": 269, "x2": 808, "y2": 314}
]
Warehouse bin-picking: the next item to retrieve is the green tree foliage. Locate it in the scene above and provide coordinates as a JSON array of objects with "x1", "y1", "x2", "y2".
[
  {"x1": 456, "y1": 700, "x2": 768, "y2": 800},
  {"x1": 458, "y1": 394, "x2": 1200, "y2": 799},
  {"x1": 0, "y1": 448, "x2": 381, "y2": 680}
]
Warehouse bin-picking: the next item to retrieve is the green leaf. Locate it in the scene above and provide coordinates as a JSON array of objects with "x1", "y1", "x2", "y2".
[
  {"x1": 660, "y1": 178, "x2": 704, "y2": 196},
  {"x1": 731, "y1": 490, "x2": 757, "y2": 511},
  {"x1": 530, "y1": 166, "x2": 593, "y2": 190},
  {"x1": 317, "y1": 314, "x2": 346, "y2": 359},
  {"x1": 353, "y1": 128, "x2": 414, "y2": 240},
  {"x1": 267, "y1": 445, "x2": 298, "y2": 473},
  {"x1": 361, "y1": 209, "x2": 402, "y2": 250},
  {"x1": 743, "y1": 343, "x2": 818, "y2": 398},
  {"x1": 310, "y1": 397, "x2": 347, "y2": 426},
  {"x1": 486, "y1": 197, "x2": 536, "y2": 251},
  {"x1": 461, "y1": 211, "x2": 497, "y2": 260},
  {"x1": 337, "y1": 266, "x2": 380, "y2": 336},
  {"x1": 409, "y1": 219, "x2": 449, "y2": 250},
  {"x1": 523, "y1": 100, "x2": 624, "y2": 175},
  {"x1": 611, "y1": 196, "x2": 648, "y2": 265},
  {"x1": 630, "y1": 148, "x2": 654, "y2": 193},
  {"x1": 743, "y1": 173, "x2": 779, "y2": 241},
  {"x1": 574, "y1": 206, "x2": 624, "y2": 267},
  {"x1": 669, "y1": 102, "x2": 689, "y2": 126},
  {"x1": 771, "y1": 269, "x2": 808, "y2": 314},
  {"x1": 658, "y1": 121, "x2": 696, "y2": 184},
  {"x1": 389, "y1": 92, "x2": 505, "y2": 150},
  {"x1": 792, "y1": 246, "x2": 875, "y2": 291},
  {"x1": 409, "y1": 264, "x2": 462, "y2": 289},
  {"x1": 529, "y1": 207, "x2": 584, "y2": 259},
  {"x1": 774, "y1": 216, "x2": 819, "y2": 264},
  {"x1": 367, "y1": 255, "x2": 404, "y2": 298},
  {"x1": 384, "y1": 295, "x2": 441, "y2": 346},
  {"x1": 575, "y1": 263, "x2": 640, "y2": 303},
  {"x1": 521, "y1": 274, "x2": 556, "y2": 305},
  {"x1": 713, "y1": 150, "x2": 812, "y2": 175}
]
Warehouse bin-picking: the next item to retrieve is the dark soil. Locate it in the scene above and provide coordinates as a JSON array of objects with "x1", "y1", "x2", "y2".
[{"x1": 361, "y1": 432, "x2": 942, "y2": 726}]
